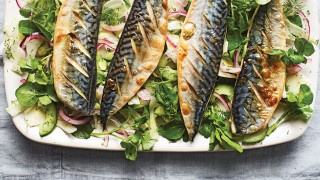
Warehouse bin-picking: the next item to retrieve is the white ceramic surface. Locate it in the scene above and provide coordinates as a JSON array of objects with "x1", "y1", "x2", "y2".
[{"x1": 3, "y1": 0, "x2": 319, "y2": 152}]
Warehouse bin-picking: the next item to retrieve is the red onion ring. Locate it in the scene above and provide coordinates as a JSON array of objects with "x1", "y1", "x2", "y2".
[
  {"x1": 169, "y1": 11, "x2": 187, "y2": 19},
  {"x1": 20, "y1": 32, "x2": 53, "y2": 50},
  {"x1": 104, "y1": 127, "x2": 109, "y2": 148},
  {"x1": 20, "y1": 79, "x2": 27, "y2": 84},
  {"x1": 97, "y1": 41, "x2": 116, "y2": 51},
  {"x1": 214, "y1": 92, "x2": 230, "y2": 111},
  {"x1": 116, "y1": 130, "x2": 129, "y2": 138},
  {"x1": 299, "y1": 11, "x2": 311, "y2": 40},
  {"x1": 233, "y1": 50, "x2": 240, "y2": 68},
  {"x1": 58, "y1": 108, "x2": 92, "y2": 125},
  {"x1": 166, "y1": 35, "x2": 178, "y2": 49}
]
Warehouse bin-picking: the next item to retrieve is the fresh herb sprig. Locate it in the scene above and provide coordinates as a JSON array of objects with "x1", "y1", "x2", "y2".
[
  {"x1": 269, "y1": 38, "x2": 315, "y2": 65},
  {"x1": 267, "y1": 84, "x2": 313, "y2": 135}
]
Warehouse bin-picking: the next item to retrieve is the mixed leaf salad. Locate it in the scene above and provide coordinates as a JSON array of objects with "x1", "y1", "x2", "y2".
[{"x1": 4, "y1": 0, "x2": 318, "y2": 160}]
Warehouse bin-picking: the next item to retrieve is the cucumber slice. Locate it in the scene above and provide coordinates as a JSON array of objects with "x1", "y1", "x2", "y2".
[
  {"x1": 103, "y1": 0, "x2": 127, "y2": 19},
  {"x1": 39, "y1": 103, "x2": 57, "y2": 137},
  {"x1": 215, "y1": 84, "x2": 234, "y2": 99},
  {"x1": 242, "y1": 127, "x2": 268, "y2": 144}
]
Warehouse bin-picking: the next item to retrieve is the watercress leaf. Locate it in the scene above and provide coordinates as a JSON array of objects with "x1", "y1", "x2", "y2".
[
  {"x1": 298, "y1": 84, "x2": 313, "y2": 106},
  {"x1": 72, "y1": 123, "x2": 94, "y2": 139},
  {"x1": 281, "y1": 54, "x2": 306, "y2": 65},
  {"x1": 289, "y1": 106, "x2": 313, "y2": 122},
  {"x1": 15, "y1": 82, "x2": 45, "y2": 106},
  {"x1": 35, "y1": 70, "x2": 49, "y2": 85},
  {"x1": 124, "y1": 143, "x2": 138, "y2": 161},
  {"x1": 39, "y1": 96, "x2": 52, "y2": 106},
  {"x1": 18, "y1": 20, "x2": 39, "y2": 36},
  {"x1": 209, "y1": 129, "x2": 218, "y2": 151},
  {"x1": 141, "y1": 131, "x2": 156, "y2": 151},
  {"x1": 158, "y1": 120, "x2": 186, "y2": 142},
  {"x1": 287, "y1": 92, "x2": 298, "y2": 103},
  {"x1": 288, "y1": 14, "x2": 303, "y2": 28},
  {"x1": 199, "y1": 123, "x2": 214, "y2": 139},
  {"x1": 295, "y1": 38, "x2": 315, "y2": 56},
  {"x1": 46, "y1": 85, "x2": 59, "y2": 102}
]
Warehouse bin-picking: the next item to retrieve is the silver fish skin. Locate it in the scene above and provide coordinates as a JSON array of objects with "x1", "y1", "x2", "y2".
[
  {"x1": 53, "y1": 0, "x2": 102, "y2": 115},
  {"x1": 100, "y1": 0, "x2": 169, "y2": 125},
  {"x1": 177, "y1": 0, "x2": 228, "y2": 140},
  {"x1": 231, "y1": 0, "x2": 286, "y2": 134}
]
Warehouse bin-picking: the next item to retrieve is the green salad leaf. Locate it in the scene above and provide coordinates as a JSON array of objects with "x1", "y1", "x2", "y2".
[
  {"x1": 19, "y1": 0, "x2": 57, "y2": 40},
  {"x1": 72, "y1": 123, "x2": 95, "y2": 139},
  {"x1": 267, "y1": 84, "x2": 314, "y2": 135}
]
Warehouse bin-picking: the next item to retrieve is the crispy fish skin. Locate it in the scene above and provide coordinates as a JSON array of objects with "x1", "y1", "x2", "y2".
[
  {"x1": 231, "y1": 0, "x2": 286, "y2": 134},
  {"x1": 100, "y1": 0, "x2": 169, "y2": 124},
  {"x1": 178, "y1": 0, "x2": 228, "y2": 140},
  {"x1": 53, "y1": 0, "x2": 102, "y2": 115}
]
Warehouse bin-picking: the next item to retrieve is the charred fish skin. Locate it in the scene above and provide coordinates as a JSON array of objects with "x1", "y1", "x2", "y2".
[
  {"x1": 178, "y1": 0, "x2": 228, "y2": 140},
  {"x1": 53, "y1": 0, "x2": 102, "y2": 115},
  {"x1": 100, "y1": 0, "x2": 169, "y2": 124},
  {"x1": 231, "y1": 0, "x2": 286, "y2": 134}
]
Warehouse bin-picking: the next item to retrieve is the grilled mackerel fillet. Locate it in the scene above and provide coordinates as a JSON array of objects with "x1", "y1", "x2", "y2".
[
  {"x1": 53, "y1": 0, "x2": 102, "y2": 115},
  {"x1": 231, "y1": 0, "x2": 286, "y2": 134},
  {"x1": 100, "y1": 0, "x2": 169, "y2": 125},
  {"x1": 177, "y1": 0, "x2": 228, "y2": 140}
]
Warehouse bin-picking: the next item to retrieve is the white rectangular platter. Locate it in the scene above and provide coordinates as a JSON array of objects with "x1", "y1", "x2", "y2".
[{"x1": 3, "y1": 0, "x2": 319, "y2": 152}]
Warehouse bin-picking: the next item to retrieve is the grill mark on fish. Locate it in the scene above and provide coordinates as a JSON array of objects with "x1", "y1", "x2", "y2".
[
  {"x1": 231, "y1": 0, "x2": 286, "y2": 134},
  {"x1": 178, "y1": 0, "x2": 228, "y2": 140},
  {"x1": 100, "y1": 0, "x2": 168, "y2": 124},
  {"x1": 186, "y1": 58, "x2": 204, "y2": 82},
  {"x1": 64, "y1": 51, "x2": 89, "y2": 77},
  {"x1": 53, "y1": 0, "x2": 102, "y2": 115}
]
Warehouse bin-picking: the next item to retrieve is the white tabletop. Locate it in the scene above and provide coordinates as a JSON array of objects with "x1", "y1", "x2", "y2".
[{"x1": 0, "y1": 1, "x2": 320, "y2": 179}]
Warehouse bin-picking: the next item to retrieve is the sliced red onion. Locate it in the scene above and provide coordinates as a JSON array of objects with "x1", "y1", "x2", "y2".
[
  {"x1": 126, "y1": 130, "x2": 135, "y2": 135},
  {"x1": 299, "y1": 11, "x2": 310, "y2": 40},
  {"x1": 104, "y1": 128, "x2": 109, "y2": 148},
  {"x1": 137, "y1": 89, "x2": 152, "y2": 101},
  {"x1": 174, "y1": 0, "x2": 188, "y2": 8},
  {"x1": 166, "y1": 35, "x2": 178, "y2": 49},
  {"x1": 214, "y1": 92, "x2": 230, "y2": 111},
  {"x1": 116, "y1": 130, "x2": 128, "y2": 138},
  {"x1": 233, "y1": 50, "x2": 240, "y2": 68},
  {"x1": 220, "y1": 65, "x2": 241, "y2": 74},
  {"x1": 58, "y1": 108, "x2": 92, "y2": 125},
  {"x1": 20, "y1": 79, "x2": 27, "y2": 84},
  {"x1": 97, "y1": 40, "x2": 116, "y2": 51},
  {"x1": 16, "y1": 0, "x2": 21, "y2": 9},
  {"x1": 169, "y1": 11, "x2": 187, "y2": 19},
  {"x1": 101, "y1": 23, "x2": 125, "y2": 32},
  {"x1": 287, "y1": 65, "x2": 302, "y2": 75},
  {"x1": 20, "y1": 32, "x2": 53, "y2": 50}
]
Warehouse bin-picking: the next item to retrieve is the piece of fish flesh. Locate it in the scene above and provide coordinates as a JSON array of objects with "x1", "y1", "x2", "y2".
[
  {"x1": 231, "y1": 0, "x2": 286, "y2": 134},
  {"x1": 100, "y1": 0, "x2": 169, "y2": 125},
  {"x1": 53, "y1": 0, "x2": 102, "y2": 115},
  {"x1": 177, "y1": 0, "x2": 228, "y2": 140}
]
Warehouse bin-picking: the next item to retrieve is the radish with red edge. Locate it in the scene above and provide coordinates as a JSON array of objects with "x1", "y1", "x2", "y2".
[{"x1": 287, "y1": 65, "x2": 302, "y2": 75}]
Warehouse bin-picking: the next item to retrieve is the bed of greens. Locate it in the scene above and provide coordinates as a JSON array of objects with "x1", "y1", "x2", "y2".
[{"x1": 4, "y1": 0, "x2": 318, "y2": 161}]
